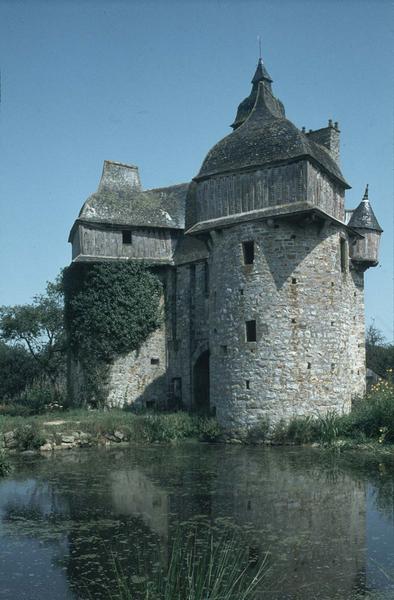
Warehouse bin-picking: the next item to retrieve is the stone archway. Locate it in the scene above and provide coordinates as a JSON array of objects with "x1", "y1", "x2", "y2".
[{"x1": 193, "y1": 349, "x2": 210, "y2": 412}]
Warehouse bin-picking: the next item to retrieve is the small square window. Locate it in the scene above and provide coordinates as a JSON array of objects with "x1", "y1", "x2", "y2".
[
  {"x1": 242, "y1": 241, "x2": 255, "y2": 265},
  {"x1": 220, "y1": 345, "x2": 228, "y2": 355},
  {"x1": 150, "y1": 358, "x2": 160, "y2": 365},
  {"x1": 292, "y1": 278, "x2": 297, "y2": 284},
  {"x1": 245, "y1": 320, "x2": 257, "y2": 342},
  {"x1": 122, "y1": 230, "x2": 132, "y2": 244}
]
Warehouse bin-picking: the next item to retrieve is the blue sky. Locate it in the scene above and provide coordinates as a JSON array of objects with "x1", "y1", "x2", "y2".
[{"x1": 0, "y1": 0, "x2": 392, "y2": 340}]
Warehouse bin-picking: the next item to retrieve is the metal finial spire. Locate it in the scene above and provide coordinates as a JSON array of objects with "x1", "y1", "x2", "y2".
[
  {"x1": 257, "y1": 35, "x2": 262, "y2": 61},
  {"x1": 363, "y1": 184, "x2": 369, "y2": 201}
]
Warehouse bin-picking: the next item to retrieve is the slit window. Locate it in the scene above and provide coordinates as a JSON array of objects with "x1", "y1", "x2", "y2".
[
  {"x1": 150, "y1": 358, "x2": 160, "y2": 365},
  {"x1": 340, "y1": 238, "x2": 348, "y2": 273},
  {"x1": 245, "y1": 320, "x2": 257, "y2": 342},
  {"x1": 122, "y1": 230, "x2": 132, "y2": 244},
  {"x1": 242, "y1": 241, "x2": 255, "y2": 265}
]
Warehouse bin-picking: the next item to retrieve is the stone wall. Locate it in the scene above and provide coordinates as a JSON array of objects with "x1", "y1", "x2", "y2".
[
  {"x1": 107, "y1": 326, "x2": 167, "y2": 409},
  {"x1": 207, "y1": 218, "x2": 365, "y2": 428}
]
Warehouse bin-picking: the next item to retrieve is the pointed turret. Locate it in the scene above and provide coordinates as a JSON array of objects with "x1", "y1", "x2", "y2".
[
  {"x1": 348, "y1": 185, "x2": 383, "y2": 232},
  {"x1": 231, "y1": 57, "x2": 281, "y2": 130},
  {"x1": 251, "y1": 58, "x2": 273, "y2": 85},
  {"x1": 348, "y1": 185, "x2": 383, "y2": 269}
]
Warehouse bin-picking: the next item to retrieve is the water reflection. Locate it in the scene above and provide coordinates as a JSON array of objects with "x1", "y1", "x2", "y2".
[{"x1": 0, "y1": 445, "x2": 393, "y2": 599}]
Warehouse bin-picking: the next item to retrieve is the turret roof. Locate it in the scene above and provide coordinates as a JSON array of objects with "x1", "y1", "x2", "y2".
[
  {"x1": 198, "y1": 77, "x2": 349, "y2": 187},
  {"x1": 348, "y1": 185, "x2": 383, "y2": 232}
]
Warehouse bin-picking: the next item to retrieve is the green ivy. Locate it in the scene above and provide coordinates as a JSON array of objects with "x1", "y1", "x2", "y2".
[{"x1": 63, "y1": 262, "x2": 162, "y2": 406}]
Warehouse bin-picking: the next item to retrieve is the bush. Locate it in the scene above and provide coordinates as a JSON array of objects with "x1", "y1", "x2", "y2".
[
  {"x1": 344, "y1": 377, "x2": 394, "y2": 443},
  {"x1": 64, "y1": 262, "x2": 162, "y2": 407},
  {"x1": 286, "y1": 416, "x2": 316, "y2": 444},
  {"x1": 246, "y1": 417, "x2": 270, "y2": 444},
  {"x1": 0, "y1": 342, "x2": 39, "y2": 401},
  {"x1": 0, "y1": 450, "x2": 11, "y2": 477},
  {"x1": 198, "y1": 417, "x2": 223, "y2": 442},
  {"x1": 13, "y1": 423, "x2": 46, "y2": 450}
]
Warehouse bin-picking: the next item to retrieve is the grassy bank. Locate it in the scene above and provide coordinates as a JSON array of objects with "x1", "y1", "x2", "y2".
[
  {"x1": 0, "y1": 409, "x2": 223, "y2": 453},
  {"x1": 0, "y1": 377, "x2": 393, "y2": 457}
]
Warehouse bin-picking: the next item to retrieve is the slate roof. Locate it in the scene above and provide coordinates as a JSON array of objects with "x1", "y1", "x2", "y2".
[
  {"x1": 199, "y1": 80, "x2": 349, "y2": 188},
  {"x1": 348, "y1": 186, "x2": 383, "y2": 232},
  {"x1": 78, "y1": 182, "x2": 189, "y2": 229}
]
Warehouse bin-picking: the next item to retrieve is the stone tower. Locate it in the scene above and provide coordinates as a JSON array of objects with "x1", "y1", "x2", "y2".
[
  {"x1": 68, "y1": 58, "x2": 382, "y2": 429},
  {"x1": 185, "y1": 58, "x2": 382, "y2": 428}
]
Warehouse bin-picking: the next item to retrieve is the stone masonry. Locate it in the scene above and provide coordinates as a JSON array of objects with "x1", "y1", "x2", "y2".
[{"x1": 68, "y1": 58, "x2": 382, "y2": 428}]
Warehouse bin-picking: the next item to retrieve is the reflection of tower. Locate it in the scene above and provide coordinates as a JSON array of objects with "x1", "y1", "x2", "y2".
[
  {"x1": 210, "y1": 448, "x2": 366, "y2": 597},
  {"x1": 186, "y1": 58, "x2": 382, "y2": 428}
]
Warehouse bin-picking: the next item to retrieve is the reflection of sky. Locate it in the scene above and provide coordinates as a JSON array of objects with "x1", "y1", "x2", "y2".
[
  {"x1": 0, "y1": 479, "x2": 73, "y2": 600},
  {"x1": 366, "y1": 484, "x2": 394, "y2": 591},
  {"x1": 0, "y1": 537, "x2": 73, "y2": 600}
]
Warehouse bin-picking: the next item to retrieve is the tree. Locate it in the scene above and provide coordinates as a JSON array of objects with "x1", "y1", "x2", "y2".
[
  {"x1": 0, "y1": 341, "x2": 39, "y2": 401},
  {"x1": 366, "y1": 322, "x2": 394, "y2": 377},
  {"x1": 0, "y1": 276, "x2": 66, "y2": 387}
]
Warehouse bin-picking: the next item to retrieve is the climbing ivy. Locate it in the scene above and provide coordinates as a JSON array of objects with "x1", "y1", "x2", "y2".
[{"x1": 63, "y1": 262, "x2": 162, "y2": 407}]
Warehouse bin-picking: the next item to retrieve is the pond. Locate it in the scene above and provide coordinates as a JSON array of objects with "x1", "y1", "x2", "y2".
[{"x1": 0, "y1": 445, "x2": 393, "y2": 599}]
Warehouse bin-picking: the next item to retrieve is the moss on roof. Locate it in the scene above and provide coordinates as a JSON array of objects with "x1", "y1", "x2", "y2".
[{"x1": 79, "y1": 183, "x2": 189, "y2": 229}]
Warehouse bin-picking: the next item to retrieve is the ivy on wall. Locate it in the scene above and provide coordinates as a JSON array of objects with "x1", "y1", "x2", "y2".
[{"x1": 63, "y1": 262, "x2": 162, "y2": 406}]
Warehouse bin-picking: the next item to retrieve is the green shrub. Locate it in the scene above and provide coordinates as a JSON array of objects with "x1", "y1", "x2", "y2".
[
  {"x1": 271, "y1": 419, "x2": 289, "y2": 444},
  {"x1": 246, "y1": 417, "x2": 270, "y2": 444},
  {"x1": 0, "y1": 450, "x2": 11, "y2": 477},
  {"x1": 344, "y1": 378, "x2": 394, "y2": 442},
  {"x1": 198, "y1": 417, "x2": 223, "y2": 442},
  {"x1": 13, "y1": 423, "x2": 46, "y2": 450},
  {"x1": 14, "y1": 379, "x2": 65, "y2": 415},
  {"x1": 64, "y1": 262, "x2": 162, "y2": 407},
  {"x1": 286, "y1": 415, "x2": 316, "y2": 444}
]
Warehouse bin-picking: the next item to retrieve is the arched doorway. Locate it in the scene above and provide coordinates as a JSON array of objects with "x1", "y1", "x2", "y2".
[{"x1": 193, "y1": 350, "x2": 210, "y2": 412}]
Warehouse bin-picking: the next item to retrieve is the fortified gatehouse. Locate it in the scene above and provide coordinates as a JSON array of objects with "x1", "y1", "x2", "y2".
[{"x1": 68, "y1": 59, "x2": 382, "y2": 428}]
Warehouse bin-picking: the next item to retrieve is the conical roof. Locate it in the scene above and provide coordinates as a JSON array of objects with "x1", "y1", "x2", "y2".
[
  {"x1": 198, "y1": 80, "x2": 349, "y2": 187},
  {"x1": 251, "y1": 58, "x2": 272, "y2": 84},
  {"x1": 348, "y1": 185, "x2": 383, "y2": 232}
]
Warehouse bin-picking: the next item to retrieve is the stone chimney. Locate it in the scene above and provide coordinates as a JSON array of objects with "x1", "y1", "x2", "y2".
[
  {"x1": 98, "y1": 160, "x2": 141, "y2": 193},
  {"x1": 306, "y1": 120, "x2": 340, "y2": 163}
]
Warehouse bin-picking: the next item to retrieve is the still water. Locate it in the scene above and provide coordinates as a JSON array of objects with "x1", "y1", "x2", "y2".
[{"x1": 0, "y1": 445, "x2": 393, "y2": 599}]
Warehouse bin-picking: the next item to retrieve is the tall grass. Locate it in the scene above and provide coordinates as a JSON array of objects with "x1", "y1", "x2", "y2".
[{"x1": 107, "y1": 527, "x2": 268, "y2": 600}]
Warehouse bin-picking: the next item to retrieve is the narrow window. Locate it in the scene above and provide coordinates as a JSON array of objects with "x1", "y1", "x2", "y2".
[
  {"x1": 221, "y1": 345, "x2": 228, "y2": 355},
  {"x1": 340, "y1": 238, "x2": 348, "y2": 273},
  {"x1": 292, "y1": 277, "x2": 297, "y2": 284},
  {"x1": 307, "y1": 362, "x2": 311, "y2": 370},
  {"x1": 242, "y1": 241, "x2": 255, "y2": 265},
  {"x1": 150, "y1": 358, "x2": 160, "y2": 365},
  {"x1": 122, "y1": 230, "x2": 132, "y2": 244},
  {"x1": 245, "y1": 320, "x2": 257, "y2": 342},
  {"x1": 204, "y1": 261, "x2": 209, "y2": 296},
  {"x1": 246, "y1": 380, "x2": 250, "y2": 390},
  {"x1": 172, "y1": 377, "x2": 182, "y2": 401}
]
